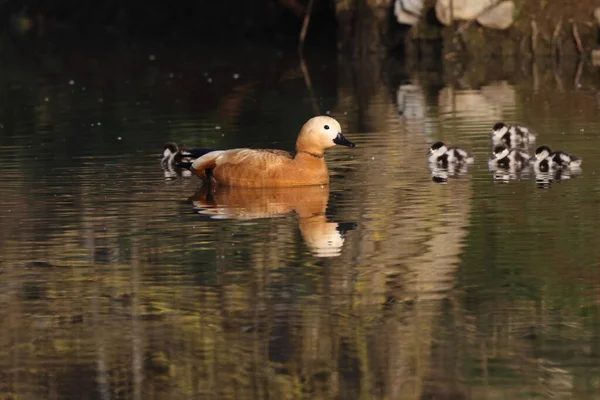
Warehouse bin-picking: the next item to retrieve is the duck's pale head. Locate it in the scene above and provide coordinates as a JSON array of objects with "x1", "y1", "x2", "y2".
[
  {"x1": 296, "y1": 116, "x2": 354, "y2": 155},
  {"x1": 535, "y1": 145, "x2": 552, "y2": 160}
]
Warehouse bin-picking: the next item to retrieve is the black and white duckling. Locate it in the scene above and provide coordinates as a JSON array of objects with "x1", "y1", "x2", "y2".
[
  {"x1": 161, "y1": 142, "x2": 213, "y2": 167},
  {"x1": 534, "y1": 145, "x2": 582, "y2": 169},
  {"x1": 161, "y1": 142, "x2": 213, "y2": 179},
  {"x1": 427, "y1": 141, "x2": 474, "y2": 167},
  {"x1": 488, "y1": 144, "x2": 530, "y2": 170},
  {"x1": 491, "y1": 122, "x2": 536, "y2": 147}
]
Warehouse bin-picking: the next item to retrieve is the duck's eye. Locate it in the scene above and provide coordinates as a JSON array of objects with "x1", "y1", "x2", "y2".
[{"x1": 324, "y1": 125, "x2": 330, "y2": 130}]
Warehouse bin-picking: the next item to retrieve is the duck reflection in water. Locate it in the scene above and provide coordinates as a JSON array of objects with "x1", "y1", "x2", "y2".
[
  {"x1": 188, "y1": 185, "x2": 356, "y2": 258},
  {"x1": 534, "y1": 165, "x2": 582, "y2": 188}
]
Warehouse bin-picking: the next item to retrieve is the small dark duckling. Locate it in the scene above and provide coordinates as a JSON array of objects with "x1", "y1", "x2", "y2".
[
  {"x1": 534, "y1": 145, "x2": 582, "y2": 169},
  {"x1": 488, "y1": 144, "x2": 530, "y2": 170},
  {"x1": 161, "y1": 142, "x2": 213, "y2": 168},
  {"x1": 161, "y1": 142, "x2": 213, "y2": 179},
  {"x1": 491, "y1": 122, "x2": 536, "y2": 148},
  {"x1": 427, "y1": 141, "x2": 474, "y2": 168}
]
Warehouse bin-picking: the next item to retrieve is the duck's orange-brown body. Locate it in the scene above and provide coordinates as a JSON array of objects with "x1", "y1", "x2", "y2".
[
  {"x1": 191, "y1": 149, "x2": 330, "y2": 187},
  {"x1": 190, "y1": 116, "x2": 354, "y2": 188}
]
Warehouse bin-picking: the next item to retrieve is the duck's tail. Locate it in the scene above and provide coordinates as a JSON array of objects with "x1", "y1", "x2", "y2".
[{"x1": 570, "y1": 157, "x2": 582, "y2": 168}]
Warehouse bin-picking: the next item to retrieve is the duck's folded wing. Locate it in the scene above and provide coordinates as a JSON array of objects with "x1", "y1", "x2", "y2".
[{"x1": 216, "y1": 149, "x2": 293, "y2": 167}]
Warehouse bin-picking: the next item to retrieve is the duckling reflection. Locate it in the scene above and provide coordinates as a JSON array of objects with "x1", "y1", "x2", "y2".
[
  {"x1": 534, "y1": 165, "x2": 581, "y2": 188},
  {"x1": 162, "y1": 161, "x2": 190, "y2": 180},
  {"x1": 429, "y1": 163, "x2": 473, "y2": 184},
  {"x1": 188, "y1": 185, "x2": 355, "y2": 258}
]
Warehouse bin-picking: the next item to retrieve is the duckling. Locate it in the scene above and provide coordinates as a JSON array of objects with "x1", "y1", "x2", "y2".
[
  {"x1": 537, "y1": 145, "x2": 582, "y2": 169},
  {"x1": 491, "y1": 122, "x2": 536, "y2": 147},
  {"x1": 488, "y1": 144, "x2": 530, "y2": 170},
  {"x1": 188, "y1": 116, "x2": 355, "y2": 187},
  {"x1": 161, "y1": 142, "x2": 213, "y2": 168},
  {"x1": 427, "y1": 141, "x2": 474, "y2": 167},
  {"x1": 534, "y1": 145, "x2": 582, "y2": 169},
  {"x1": 161, "y1": 142, "x2": 214, "y2": 179}
]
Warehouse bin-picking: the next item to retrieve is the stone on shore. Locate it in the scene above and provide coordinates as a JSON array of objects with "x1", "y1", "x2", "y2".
[{"x1": 435, "y1": 0, "x2": 515, "y2": 29}]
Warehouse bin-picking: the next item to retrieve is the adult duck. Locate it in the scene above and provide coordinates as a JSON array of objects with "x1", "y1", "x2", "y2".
[{"x1": 187, "y1": 116, "x2": 355, "y2": 187}]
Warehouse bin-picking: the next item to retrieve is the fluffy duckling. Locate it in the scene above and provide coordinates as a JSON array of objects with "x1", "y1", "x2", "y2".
[
  {"x1": 488, "y1": 144, "x2": 530, "y2": 170},
  {"x1": 427, "y1": 141, "x2": 474, "y2": 167},
  {"x1": 534, "y1": 145, "x2": 582, "y2": 169},
  {"x1": 188, "y1": 116, "x2": 355, "y2": 187},
  {"x1": 161, "y1": 142, "x2": 213, "y2": 179},
  {"x1": 532, "y1": 145, "x2": 554, "y2": 173},
  {"x1": 492, "y1": 122, "x2": 536, "y2": 147},
  {"x1": 161, "y1": 142, "x2": 212, "y2": 168}
]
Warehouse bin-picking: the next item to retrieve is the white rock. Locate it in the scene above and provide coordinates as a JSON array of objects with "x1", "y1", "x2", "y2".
[
  {"x1": 591, "y1": 49, "x2": 600, "y2": 67},
  {"x1": 397, "y1": 84, "x2": 425, "y2": 119},
  {"x1": 394, "y1": 0, "x2": 424, "y2": 25},
  {"x1": 403, "y1": 0, "x2": 424, "y2": 16},
  {"x1": 476, "y1": 1, "x2": 515, "y2": 30},
  {"x1": 436, "y1": 0, "x2": 500, "y2": 25},
  {"x1": 594, "y1": 7, "x2": 600, "y2": 26}
]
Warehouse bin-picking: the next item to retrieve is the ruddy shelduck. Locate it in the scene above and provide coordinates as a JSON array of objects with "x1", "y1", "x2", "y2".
[{"x1": 188, "y1": 116, "x2": 355, "y2": 187}]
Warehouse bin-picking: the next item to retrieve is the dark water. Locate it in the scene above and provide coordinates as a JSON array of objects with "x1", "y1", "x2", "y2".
[{"x1": 1, "y1": 41, "x2": 600, "y2": 399}]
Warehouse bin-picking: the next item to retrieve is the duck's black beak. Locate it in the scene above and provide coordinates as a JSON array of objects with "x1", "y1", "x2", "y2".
[{"x1": 333, "y1": 132, "x2": 355, "y2": 148}]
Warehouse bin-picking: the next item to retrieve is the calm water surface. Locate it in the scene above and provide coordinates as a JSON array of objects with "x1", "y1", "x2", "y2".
[{"x1": 1, "y1": 43, "x2": 600, "y2": 399}]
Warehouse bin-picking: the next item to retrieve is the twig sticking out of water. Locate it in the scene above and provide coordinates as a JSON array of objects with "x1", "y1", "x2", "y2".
[
  {"x1": 574, "y1": 58, "x2": 584, "y2": 88},
  {"x1": 551, "y1": 18, "x2": 563, "y2": 60},
  {"x1": 298, "y1": 0, "x2": 316, "y2": 54},
  {"x1": 299, "y1": 57, "x2": 320, "y2": 115},
  {"x1": 531, "y1": 20, "x2": 539, "y2": 58},
  {"x1": 572, "y1": 22, "x2": 584, "y2": 56}
]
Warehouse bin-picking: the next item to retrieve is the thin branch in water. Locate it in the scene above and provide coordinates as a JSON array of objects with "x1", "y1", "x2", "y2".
[
  {"x1": 572, "y1": 22, "x2": 584, "y2": 56},
  {"x1": 553, "y1": 62, "x2": 564, "y2": 93},
  {"x1": 298, "y1": 0, "x2": 316, "y2": 54},
  {"x1": 299, "y1": 56, "x2": 320, "y2": 115},
  {"x1": 574, "y1": 58, "x2": 584, "y2": 88},
  {"x1": 531, "y1": 20, "x2": 538, "y2": 58},
  {"x1": 551, "y1": 18, "x2": 563, "y2": 61}
]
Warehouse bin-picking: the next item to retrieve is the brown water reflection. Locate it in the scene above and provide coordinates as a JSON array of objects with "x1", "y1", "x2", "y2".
[
  {"x1": 1, "y1": 43, "x2": 600, "y2": 399},
  {"x1": 189, "y1": 185, "x2": 354, "y2": 258}
]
